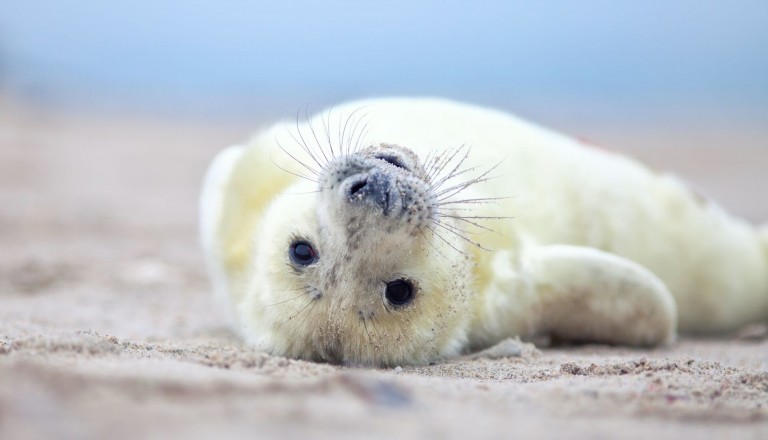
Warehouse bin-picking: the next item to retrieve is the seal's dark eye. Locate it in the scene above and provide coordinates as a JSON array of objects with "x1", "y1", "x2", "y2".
[
  {"x1": 385, "y1": 279, "x2": 414, "y2": 306},
  {"x1": 289, "y1": 241, "x2": 317, "y2": 266}
]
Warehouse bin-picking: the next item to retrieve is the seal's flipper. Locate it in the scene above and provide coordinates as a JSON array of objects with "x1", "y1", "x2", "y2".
[{"x1": 529, "y1": 245, "x2": 677, "y2": 346}]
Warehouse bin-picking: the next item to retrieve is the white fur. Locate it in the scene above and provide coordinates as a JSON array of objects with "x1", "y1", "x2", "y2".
[
  {"x1": 199, "y1": 145, "x2": 244, "y2": 309},
  {"x1": 200, "y1": 97, "x2": 768, "y2": 365}
]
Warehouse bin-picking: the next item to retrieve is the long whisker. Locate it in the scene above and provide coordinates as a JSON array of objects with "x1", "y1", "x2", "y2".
[
  {"x1": 293, "y1": 110, "x2": 326, "y2": 171},
  {"x1": 270, "y1": 286, "x2": 310, "y2": 292},
  {"x1": 437, "y1": 212, "x2": 513, "y2": 220},
  {"x1": 417, "y1": 225, "x2": 451, "y2": 261},
  {"x1": 340, "y1": 106, "x2": 370, "y2": 156},
  {"x1": 425, "y1": 225, "x2": 469, "y2": 257},
  {"x1": 430, "y1": 145, "x2": 472, "y2": 189},
  {"x1": 304, "y1": 298, "x2": 321, "y2": 324},
  {"x1": 269, "y1": 153, "x2": 319, "y2": 183},
  {"x1": 275, "y1": 137, "x2": 320, "y2": 176},
  {"x1": 263, "y1": 291, "x2": 308, "y2": 308},
  {"x1": 321, "y1": 105, "x2": 336, "y2": 159},
  {"x1": 423, "y1": 146, "x2": 450, "y2": 181},
  {"x1": 428, "y1": 165, "x2": 482, "y2": 190},
  {"x1": 352, "y1": 118, "x2": 372, "y2": 154},
  {"x1": 436, "y1": 160, "x2": 505, "y2": 200},
  {"x1": 361, "y1": 316, "x2": 372, "y2": 343},
  {"x1": 370, "y1": 314, "x2": 384, "y2": 340},
  {"x1": 432, "y1": 222, "x2": 492, "y2": 252},
  {"x1": 438, "y1": 215, "x2": 507, "y2": 239},
  {"x1": 424, "y1": 147, "x2": 454, "y2": 183},
  {"x1": 436, "y1": 175, "x2": 501, "y2": 201},
  {"x1": 348, "y1": 111, "x2": 372, "y2": 154},
  {"x1": 438, "y1": 196, "x2": 511, "y2": 206},
  {"x1": 420, "y1": 149, "x2": 437, "y2": 181},
  {"x1": 434, "y1": 219, "x2": 481, "y2": 238},
  {"x1": 305, "y1": 105, "x2": 331, "y2": 167},
  {"x1": 286, "y1": 295, "x2": 316, "y2": 322}
]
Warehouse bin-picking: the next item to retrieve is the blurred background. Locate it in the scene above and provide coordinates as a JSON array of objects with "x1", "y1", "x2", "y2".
[
  {"x1": 2, "y1": 0, "x2": 767, "y2": 122},
  {"x1": 0, "y1": 0, "x2": 767, "y2": 239},
  {"x1": 2, "y1": 3, "x2": 768, "y2": 437}
]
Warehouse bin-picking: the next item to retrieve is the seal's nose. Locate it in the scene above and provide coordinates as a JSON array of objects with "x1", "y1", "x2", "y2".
[{"x1": 345, "y1": 169, "x2": 400, "y2": 215}]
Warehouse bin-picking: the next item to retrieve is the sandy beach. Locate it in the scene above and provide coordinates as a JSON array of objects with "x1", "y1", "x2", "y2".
[{"x1": 1, "y1": 97, "x2": 767, "y2": 439}]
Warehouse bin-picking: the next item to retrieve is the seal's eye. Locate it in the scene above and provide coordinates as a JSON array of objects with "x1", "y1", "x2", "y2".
[
  {"x1": 374, "y1": 154, "x2": 408, "y2": 171},
  {"x1": 385, "y1": 279, "x2": 414, "y2": 306},
  {"x1": 289, "y1": 241, "x2": 318, "y2": 266}
]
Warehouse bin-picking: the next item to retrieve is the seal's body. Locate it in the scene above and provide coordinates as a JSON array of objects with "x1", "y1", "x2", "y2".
[{"x1": 200, "y1": 98, "x2": 768, "y2": 366}]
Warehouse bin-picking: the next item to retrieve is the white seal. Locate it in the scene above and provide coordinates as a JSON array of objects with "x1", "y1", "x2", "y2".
[{"x1": 200, "y1": 98, "x2": 768, "y2": 366}]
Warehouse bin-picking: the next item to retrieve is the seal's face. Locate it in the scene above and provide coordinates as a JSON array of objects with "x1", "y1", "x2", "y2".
[{"x1": 243, "y1": 144, "x2": 473, "y2": 366}]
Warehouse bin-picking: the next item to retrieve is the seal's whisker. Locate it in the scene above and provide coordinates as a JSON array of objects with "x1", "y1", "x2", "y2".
[
  {"x1": 355, "y1": 126, "x2": 371, "y2": 154},
  {"x1": 416, "y1": 225, "x2": 452, "y2": 262},
  {"x1": 352, "y1": 119, "x2": 372, "y2": 154},
  {"x1": 425, "y1": 225, "x2": 470, "y2": 257},
  {"x1": 286, "y1": 295, "x2": 316, "y2": 323},
  {"x1": 275, "y1": 138, "x2": 321, "y2": 175},
  {"x1": 430, "y1": 145, "x2": 472, "y2": 187},
  {"x1": 426, "y1": 146, "x2": 454, "y2": 175},
  {"x1": 348, "y1": 110, "x2": 372, "y2": 154},
  {"x1": 440, "y1": 207, "x2": 479, "y2": 212},
  {"x1": 269, "y1": 162, "x2": 318, "y2": 183},
  {"x1": 287, "y1": 128, "x2": 325, "y2": 173},
  {"x1": 360, "y1": 316, "x2": 372, "y2": 343},
  {"x1": 320, "y1": 105, "x2": 336, "y2": 160},
  {"x1": 432, "y1": 221, "x2": 492, "y2": 252},
  {"x1": 438, "y1": 196, "x2": 511, "y2": 206},
  {"x1": 302, "y1": 298, "x2": 321, "y2": 325},
  {"x1": 438, "y1": 212, "x2": 513, "y2": 220},
  {"x1": 427, "y1": 145, "x2": 467, "y2": 183},
  {"x1": 292, "y1": 110, "x2": 327, "y2": 171},
  {"x1": 424, "y1": 145, "x2": 457, "y2": 181},
  {"x1": 304, "y1": 106, "x2": 332, "y2": 167},
  {"x1": 340, "y1": 106, "x2": 369, "y2": 156},
  {"x1": 337, "y1": 109, "x2": 347, "y2": 156},
  {"x1": 263, "y1": 290, "x2": 309, "y2": 308},
  {"x1": 428, "y1": 165, "x2": 483, "y2": 191},
  {"x1": 420, "y1": 149, "x2": 438, "y2": 180},
  {"x1": 371, "y1": 314, "x2": 384, "y2": 340},
  {"x1": 437, "y1": 214, "x2": 504, "y2": 236},
  {"x1": 433, "y1": 218, "x2": 478, "y2": 237},
  {"x1": 269, "y1": 154, "x2": 319, "y2": 183},
  {"x1": 435, "y1": 175, "x2": 501, "y2": 200},
  {"x1": 435, "y1": 160, "x2": 504, "y2": 200},
  {"x1": 270, "y1": 286, "x2": 311, "y2": 292},
  {"x1": 433, "y1": 145, "x2": 472, "y2": 184}
]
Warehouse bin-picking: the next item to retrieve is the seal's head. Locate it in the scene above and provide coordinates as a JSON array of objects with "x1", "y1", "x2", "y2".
[{"x1": 240, "y1": 143, "x2": 474, "y2": 366}]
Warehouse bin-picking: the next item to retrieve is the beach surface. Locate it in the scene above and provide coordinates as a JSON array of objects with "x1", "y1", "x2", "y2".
[{"x1": 1, "y1": 97, "x2": 767, "y2": 439}]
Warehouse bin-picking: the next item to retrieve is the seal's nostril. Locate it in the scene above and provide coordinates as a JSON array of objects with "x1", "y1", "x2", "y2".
[
  {"x1": 349, "y1": 178, "x2": 368, "y2": 196},
  {"x1": 344, "y1": 171, "x2": 400, "y2": 215},
  {"x1": 374, "y1": 154, "x2": 408, "y2": 171}
]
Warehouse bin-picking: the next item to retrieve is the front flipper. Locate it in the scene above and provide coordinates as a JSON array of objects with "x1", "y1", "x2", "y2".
[{"x1": 529, "y1": 245, "x2": 677, "y2": 346}]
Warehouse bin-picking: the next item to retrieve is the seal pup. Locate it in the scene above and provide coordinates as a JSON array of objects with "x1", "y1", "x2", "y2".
[{"x1": 200, "y1": 98, "x2": 768, "y2": 366}]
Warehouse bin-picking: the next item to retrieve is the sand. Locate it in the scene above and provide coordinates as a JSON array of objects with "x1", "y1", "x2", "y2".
[{"x1": 1, "y1": 97, "x2": 767, "y2": 439}]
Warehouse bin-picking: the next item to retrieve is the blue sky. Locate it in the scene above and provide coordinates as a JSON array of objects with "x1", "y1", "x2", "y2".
[{"x1": 1, "y1": 1, "x2": 767, "y2": 119}]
